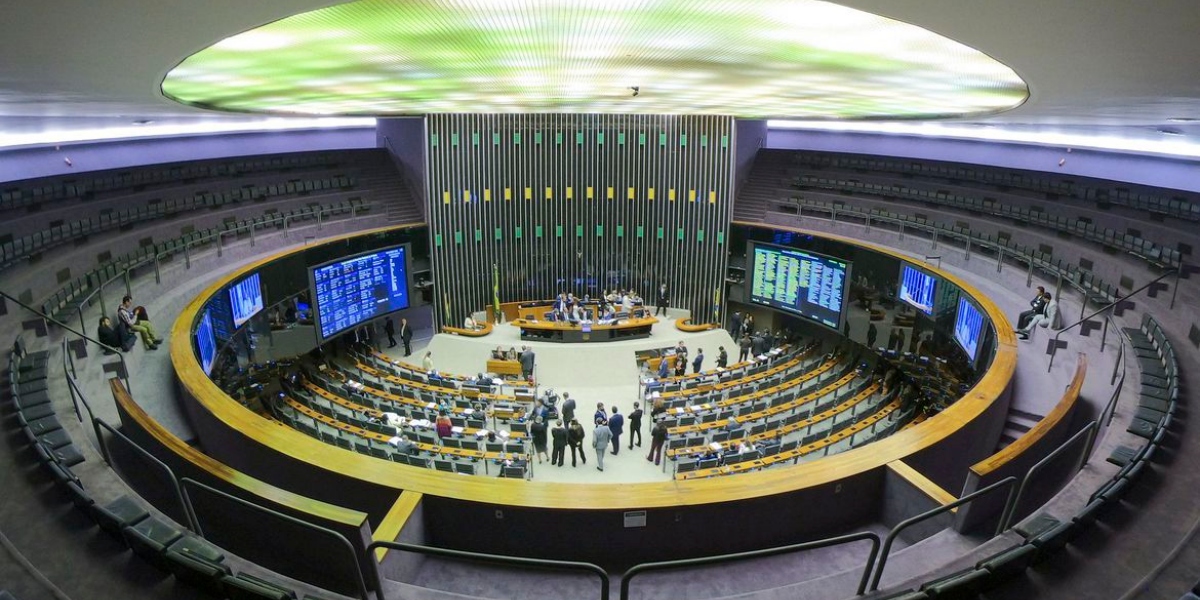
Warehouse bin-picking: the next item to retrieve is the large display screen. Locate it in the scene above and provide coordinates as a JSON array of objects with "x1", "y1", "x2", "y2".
[
  {"x1": 899, "y1": 264, "x2": 937, "y2": 315},
  {"x1": 196, "y1": 309, "x2": 218, "y2": 376},
  {"x1": 311, "y1": 245, "x2": 410, "y2": 341},
  {"x1": 748, "y1": 243, "x2": 849, "y2": 329},
  {"x1": 954, "y1": 297, "x2": 985, "y2": 362},
  {"x1": 229, "y1": 272, "x2": 264, "y2": 328}
]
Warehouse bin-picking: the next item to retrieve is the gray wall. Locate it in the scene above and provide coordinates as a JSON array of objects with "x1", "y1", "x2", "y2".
[
  {"x1": 0, "y1": 127, "x2": 376, "y2": 183},
  {"x1": 734, "y1": 119, "x2": 768, "y2": 194},
  {"x1": 376, "y1": 117, "x2": 428, "y2": 209},
  {"x1": 768, "y1": 128, "x2": 1200, "y2": 193},
  {"x1": 425, "y1": 114, "x2": 735, "y2": 325}
]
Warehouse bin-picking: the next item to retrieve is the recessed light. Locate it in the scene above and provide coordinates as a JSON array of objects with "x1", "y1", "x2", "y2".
[
  {"x1": 133, "y1": 119, "x2": 155, "y2": 125},
  {"x1": 1157, "y1": 127, "x2": 1184, "y2": 136},
  {"x1": 1166, "y1": 117, "x2": 1198, "y2": 123}
]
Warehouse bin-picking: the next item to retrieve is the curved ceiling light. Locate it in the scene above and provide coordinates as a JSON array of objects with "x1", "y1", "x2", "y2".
[{"x1": 161, "y1": 0, "x2": 1028, "y2": 119}]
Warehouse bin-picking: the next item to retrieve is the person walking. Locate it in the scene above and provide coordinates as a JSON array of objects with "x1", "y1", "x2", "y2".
[
  {"x1": 627, "y1": 402, "x2": 643, "y2": 450},
  {"x1": 592, "y1": 419, "x2": 613, "y2": 472},
  {"x1": 567, "y1": 419, "x2": 587, "y2": 467},
  {"x1": 384, "y1": 317, "x2": 397, "y2": 348},
  {"x1": 646, "y1": 421, "x2": 668, "y2": 465},
  {"x1": 608, "y1": 406, "x2": 624, "y2": 455},
  {"x1": 550, "y1": 420, "x2": 568, "y2": 467}
]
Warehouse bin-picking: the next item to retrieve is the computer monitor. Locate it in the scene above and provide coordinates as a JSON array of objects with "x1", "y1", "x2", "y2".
[
  {"x1": 196, "y1": 309, "x2": 218, "y2": 375},
  {"x1": 898, "y1": 264, "x2": 937, "y2": 315},
  {"x1": 229, "y1": 272, "x2": 264, "y2": 328},
  {"x1": 748, "y1": 242, "x2": 851, "y2": 329},
  {"x1": 309, "y1": 245, "x2": 410, "y2": 341},
  {"x1": 953, "y1": 296, "x2": 985, "y2": 362}
]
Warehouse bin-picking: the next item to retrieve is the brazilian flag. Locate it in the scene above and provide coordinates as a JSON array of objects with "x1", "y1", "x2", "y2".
[{"x1": 492, "y1": 263, "x2": 502, "y2": 323}]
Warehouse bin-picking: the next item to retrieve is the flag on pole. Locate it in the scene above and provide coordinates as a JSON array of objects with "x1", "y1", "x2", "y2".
[
  {"x1": 443, "y1": 291, "x2": 451, "y2": 327},
  {"x1": 492, "y1": 263, "x2": 502, "y2": 323},
  {"x1": 713, "y1": 287, "x2": 721, "y2": 324}
]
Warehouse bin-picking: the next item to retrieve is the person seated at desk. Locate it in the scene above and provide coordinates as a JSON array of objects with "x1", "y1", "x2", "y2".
[
  {"x1": 598, "y1": 303, "x2": 617, "y2": 323},
  {"x1": 491, "y1": 346, "x2": 507, "y2": 360},
  {"x1": 388, "y1": 435, "x2": 417, "y2": 455},
  {"x1": 463, "y1": 315, "x2": 481, "y2": 330},
  {"x1": 569, "y1": 304, "x2": 587, "y2": 324}
]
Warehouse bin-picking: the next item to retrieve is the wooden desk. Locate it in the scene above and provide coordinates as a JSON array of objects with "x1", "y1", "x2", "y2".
[
  {"x1": 513, "y1": 316, "x2": 657, "y2": 343},
  {"x1": 676, "y1": 317, "x2": 718, "y2": 332},
  {"x1": 486, "y1": 359, "x2": 522, "y2": 378}
]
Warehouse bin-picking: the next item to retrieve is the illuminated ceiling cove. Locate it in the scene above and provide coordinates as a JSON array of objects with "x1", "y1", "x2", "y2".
[{"x1": 160, "y1": 0, "x2": 1028, "y2": 119}]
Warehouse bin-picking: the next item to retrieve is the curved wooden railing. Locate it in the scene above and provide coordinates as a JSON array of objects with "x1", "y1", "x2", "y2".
[
  {"x1": 442, "y1": 321, "x2": 494, "y2": 337},
  {"x1": 169, "y1": 223, "x2": 1017, "y2": 516},
  {"x1": 676, "y1": 316, "x2": 719, "y2": 332}
]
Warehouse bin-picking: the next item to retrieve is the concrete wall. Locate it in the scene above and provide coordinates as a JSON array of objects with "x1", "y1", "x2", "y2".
[
  {"x1": 0, "y1": 127, "x2": 376, "y2": 183},
  {"x1": 768, "y1": 128, "x2": 1200, "y2": 194}
]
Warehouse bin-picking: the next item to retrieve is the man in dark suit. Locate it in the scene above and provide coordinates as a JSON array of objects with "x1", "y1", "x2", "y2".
[
  {"x1": 550, "y1": 420, "x2": 568, "y2": 467},
  {"x1": 655, "y1": 283, "x2": 669, "y2": 316},
  {"x1": 561, "y1": 392, "x2": 576, "y2": 424},
  {"x1": 716, "y1": 346, "x2": 728, "y2": 368},
  {"x1": 384, "y1": 317, "x2": 397, "y2": 348},
  {"x1": 627, "y1": 402, "x2": 643, "y2": 449},
  {"x1": 399, "y1": 317, "x2": 413, "y2": 356},
  {"x1": 607, "y1": 406, "x2": 624, "y2": 455},
  {"x1": 692, "y1": 348, "x2": 704, "y2": 374},
  {"x1": 730, "y1": 311, "x2": 743, "y2": 337}
]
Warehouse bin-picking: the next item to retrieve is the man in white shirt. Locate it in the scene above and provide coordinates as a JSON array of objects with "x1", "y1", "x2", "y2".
[{"x1": 1016, "y1": 292, "x2": 1059, "y2": 340}]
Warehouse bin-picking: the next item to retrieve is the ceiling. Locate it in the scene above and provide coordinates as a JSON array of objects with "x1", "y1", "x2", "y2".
[{"x1": 2, "y1": 1, "x2": 1200, "y2": 152}]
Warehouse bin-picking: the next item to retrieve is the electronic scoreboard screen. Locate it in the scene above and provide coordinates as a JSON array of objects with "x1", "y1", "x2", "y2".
[
  {"x1": 748, "y1": 242, "x2": 850, "y2": 329},
  {"x1": 954, "y1": 296, "x2": 985, "y2": 362},
  {"x1": 196, "y1": 309, "x2": 218, "y2": 376},
  {"x1": 899, "y1": 264, "x2": 937, "y2": 315},
  {"x1": 229, "y1": 272, "x2": 264, "y2": 328},
  {"x1": 310, "y1": 245, "x2": 410, "y2": 341}
]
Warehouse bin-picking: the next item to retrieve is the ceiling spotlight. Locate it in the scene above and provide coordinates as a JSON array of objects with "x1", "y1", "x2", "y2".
[
  {"x1": 630, "y1": 87, "x2": 640, "y2": 97},
  {"x1": 1157, "y1": 127, "x2": 1184, "y2": 136}
]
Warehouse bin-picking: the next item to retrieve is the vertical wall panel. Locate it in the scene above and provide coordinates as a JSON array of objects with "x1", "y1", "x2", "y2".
[{"x1": 426, "y1": 114, "x2": 733, "y2": 327}]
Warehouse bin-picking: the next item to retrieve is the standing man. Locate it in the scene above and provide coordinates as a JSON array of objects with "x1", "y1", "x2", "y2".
[
  {"x1": 646, "y1": 421, "x2": 668, "y2": 465},
  {"x1": 384, "y1": 317, "x2": 397, "y2": 348},
  {"x1": 593, "y1": 402, "x2": 608, "y2": 424},
  {"x1": 592, "y1": 419, "x2": 613, "y2": 472},
  {"x1": 730, "y1": 311, "x2": 743, "y2": 337},
  {"x1": 519, "y1": 345, "x2": 536, "y2": 382},
  {"x1": 657, "y1": 357, "x2": 670, "y2": 379},
  {"x1": 561, "y1": 392, "x2": 576, "y2": 424},
  {"x1": 716, "y1": 346, "x2": 728, "y2": 369},
  {"x1": 866, "y1": 322, "x2": 878, "y2": 348},
  {"x1": 692, "y1": 348, "x2": 705, "y2": 374},
  {"x1": 567, "y1": 419, "x2": 587, "y2": 466},
  {"x1": 627, "y1": 402, "x2": 643, "y2": 450},
  {"x1": 399, "y1": 317, "x2": 413, "y2": 356},
  {"x1": 738, "y1": 333, "x2": 752, "y2": 363},
  {"x1": 550, "y1": 420, "x2": 568, "y2": 467},
  {"x1": 655, "y1": 283, "x2": 669, "y2": 316},
  {"x1": 608, "y1": 406, "x2": 624, "y2": 454}
]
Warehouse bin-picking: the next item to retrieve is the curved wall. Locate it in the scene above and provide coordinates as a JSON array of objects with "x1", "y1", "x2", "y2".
[{"x1": 171, "y1": 223, "x2": 1016, "y2": 568}]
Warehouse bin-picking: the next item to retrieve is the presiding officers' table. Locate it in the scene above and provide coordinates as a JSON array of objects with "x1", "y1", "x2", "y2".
[{"x1": 512, "y1": 316, "x2": 658, "y2": 343}]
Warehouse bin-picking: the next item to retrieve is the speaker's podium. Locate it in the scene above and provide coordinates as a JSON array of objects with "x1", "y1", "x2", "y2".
[{"x1": 513, "y1": 316, "x2": 657, "y2": 343}]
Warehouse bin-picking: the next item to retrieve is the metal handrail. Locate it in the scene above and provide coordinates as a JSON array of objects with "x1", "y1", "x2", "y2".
[
  {"x1": 366, "y1": 540, "x2": 610, "y2": 600},
  {"x1": 0, "y1": 290, "x2": 130, "y2": 393},
  {"x1": 1048, "y1": 268, "x2": 1177, "y2": 371},
  {"x1": 620, "y1": 531, "x2": 881, "y2": 599},
  {"x1": 181, "y1": 477, "x2": 370, "y2": 600},
  {"x1": 869, "y1": 476, "x2": 1018, "y2": 591},
  {"x1": 999, "y1": 421, "x2": 1098, "y2": 532},
  {"x1": 93, "y1": 417, "x2": 198, "y2": 533}
]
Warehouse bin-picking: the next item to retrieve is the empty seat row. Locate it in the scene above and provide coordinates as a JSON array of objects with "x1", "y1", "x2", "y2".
[
  {"x1": 39, "y1": 198, "x2": 368, "y2": 329},
  {"x1": 789, "y1": 198, "x2": 1125, "y2": 306},
  {"x1": 6, "y1": 336, "x2": 327, "y2": 600},
  {"x1": 0, "y1": 176, "x2": 358, "y2": 273},
  {"x1": 0, "y1": 149, "x2": 363, "y2": 211},
  {"x1": 783, "y1": 150, "x2": 1200, "y2": 222},
  {"x1": 795, "y1": 175, "x2": 1182, "y2": 268}
]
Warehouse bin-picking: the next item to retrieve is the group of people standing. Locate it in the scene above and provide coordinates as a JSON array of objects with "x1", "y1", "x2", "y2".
[
  {"x1": 97, "y1": 295, "x2": 162, "y2": 353},
  {"x1": 528, "y1": 398, "x2": 657, "y2": 473}
]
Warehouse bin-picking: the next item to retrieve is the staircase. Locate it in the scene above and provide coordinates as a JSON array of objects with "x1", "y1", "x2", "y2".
[
  {"x1": 732, "y1": 149, "x2": 799, "y2": 223},
  {"x1": 994, "y1": 408, "x2": 1044, "y2": 451},
  {"x1": 355, "y1": 150, "x2": 425, "y2": 226}
]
